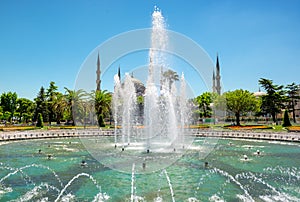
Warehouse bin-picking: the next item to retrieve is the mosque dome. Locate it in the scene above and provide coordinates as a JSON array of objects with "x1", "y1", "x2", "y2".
[
  {"x1": 253, "y1": 91, "x2": 267, "y2": 97},
  {"x1": 131, "y1": 77, "x2": 145, "y2": 95}
]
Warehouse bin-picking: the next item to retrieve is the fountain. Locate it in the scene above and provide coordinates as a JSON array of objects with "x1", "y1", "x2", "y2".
[
  {"x1": 78, "y1": 6, "x2": 195, "y2": 174},
  {"x1": 1, "y1": 7, "x2": 300, "y2": 202}
]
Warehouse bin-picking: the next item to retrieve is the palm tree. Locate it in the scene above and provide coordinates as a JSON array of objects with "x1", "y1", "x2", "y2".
[
  {"x1": 162, "y1": 69, "x2": 179, "y2": 91},
  {"x1": 52, "y1": 92, "x2": 67, "y2": 124},
  {"x1": 64, "y1": 88, "x2": 86, "y2": 126},
  {"x1": 91, "y1": 90, "x2": 112, "y2": 127}
]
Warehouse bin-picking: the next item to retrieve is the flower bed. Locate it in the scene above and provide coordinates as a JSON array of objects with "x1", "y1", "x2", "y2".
[
  {"x1": 287, "y1": 126, "x2": 300, "y2": 132},
  {"x1": 224, "y1": 125, "x2": 273, "y2": 130},
  {"x1": 0, "y1": 126, "x2": 36, "y2": 131},
  {"x1": 189, "y1": 125, "x2": 210, "y2": 129}
]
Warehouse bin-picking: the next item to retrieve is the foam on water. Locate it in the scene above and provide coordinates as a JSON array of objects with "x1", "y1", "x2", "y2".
[
  {"x1": 0, "y1": 164, "x2": 64, "y2": 188},
  {"x1": 15, "y1": 183, "x2": 59, "y2": 202},
  {"x1": 1, "y1": 137, "x2": 300, "y2": 200},
  {"x1": 209, "y1": 194, "x2": 224, "y2": 202},
  {"x1": 163, "y1": 169, "x2": 175, "y2": 202},
  {"x1": 212, "y1": 168, "x2": 255, "y2": 202},
  {"x1": 54, "y1": 173, "x2": 104, "y2": 202}
]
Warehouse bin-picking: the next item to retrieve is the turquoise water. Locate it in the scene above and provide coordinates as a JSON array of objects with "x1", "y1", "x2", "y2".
[{"x1": 1, "y1": 136, "x2": 300, "y2": 201}]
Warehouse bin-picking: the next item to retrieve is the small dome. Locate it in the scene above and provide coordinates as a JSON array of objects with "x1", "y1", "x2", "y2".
[
  {"x1": 253, "y1": 91, "x2": 267, "y2": 97},
  {"x1": 131, "y1": 78, "x2": 145, "y2": 95}
]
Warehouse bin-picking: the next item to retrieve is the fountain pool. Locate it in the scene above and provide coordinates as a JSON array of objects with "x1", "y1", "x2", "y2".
[{"x1": 1, "y1": 136, "x2": 300, "y2": 201}]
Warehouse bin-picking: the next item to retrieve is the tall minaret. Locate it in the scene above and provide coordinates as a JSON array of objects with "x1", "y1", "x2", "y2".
[
  {"x1": 215, "y1": 54, "x2": 221, "y2": 95},
  {"x1": 96, "y1": 52, "x2": 101, "y2": 91},
  {"x1": 212, "y1": 70, "x2": 216, "y2": 93},
  {"x1": 118, "y1": 65, "x2": 121, "y2": 81}
]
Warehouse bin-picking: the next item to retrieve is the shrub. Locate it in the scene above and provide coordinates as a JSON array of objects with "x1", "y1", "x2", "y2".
[
  {"x1": 282, "y1": 110, "x2": 292, "y2": 127},
  {"x1": 98, "y1": 114, "x2": 105, "y2": 127},
  {"x1": 36, "y1": 113, "x2": 44, "y2": 128}
]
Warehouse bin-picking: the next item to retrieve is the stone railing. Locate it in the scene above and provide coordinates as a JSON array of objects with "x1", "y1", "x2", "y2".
[
  {"x1": 189, "y1": 129, "x2": 300, "y2": 142},
  {"x1": 0, "y1": 129, "x2": 116, "y2": 142},
  {"x1": 1, "y1": 128, "x2": 299, "y2": 143}
]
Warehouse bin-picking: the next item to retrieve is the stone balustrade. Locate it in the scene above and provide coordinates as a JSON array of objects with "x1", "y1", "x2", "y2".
[{"x1": 0, "y1": 129, "x2": 299, "y2": 143}]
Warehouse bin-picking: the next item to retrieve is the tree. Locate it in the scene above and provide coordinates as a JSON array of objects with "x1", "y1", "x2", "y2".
[
  {"x1": 3, "y1": 111, "x2": 11, "y2": 122},
  {"x1": 36, "y1": 113, "x2": 44, "y2": 128},
  {"x1": 223, "y1": 89, "x2": 258, "y2": 126},
  {"x1": 162, "y1": 69, "x2": 179, "y2": 91},
  {"x1": 52, "y1": 92, "x2": 67, "y2": 124},
  {"x1": 282, "y1": 109, "x2": 292, "y2": 127},
  {"x1": 0, "y1": 92, "x2": 18, "y2": 122},
  {"x1": 0, "y1": 106, "x2": 3, "y2": 121},
  {"x1": 93, "y1": 90, "x2": 112, "y2": 127},
  {"x1": 64, "y1": 88, "x2": 86, "y2": 126},
  {"x1": 16, "y1": 98, "x2": 34, "y2": 123},
  {"x1": 286, "y1": 82, "x2": 300, "y2": 123},
  {"x1": 195, "y1": 92, "x2": 214, "y2": 118},
  {"x1": 46, "y1": 81, "x2": 58, "y2": 125},
  {"x1": 259, "y1": 78, "x2": 285, "y2": 124},
  {"x1": 34, "y1": 87, "x2": 48, "y2": 122}
]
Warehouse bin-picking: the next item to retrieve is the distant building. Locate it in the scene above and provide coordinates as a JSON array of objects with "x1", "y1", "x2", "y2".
[
  {"x1": 117, "y1": 68, "x2": 145, "y2": 95},
  {"x1": 130, "y1": 77, "x2": 146, "y2": 95}
]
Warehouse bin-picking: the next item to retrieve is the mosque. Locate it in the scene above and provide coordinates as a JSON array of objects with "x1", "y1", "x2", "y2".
[
  {"x1": 95, "y1": 52, "x2": 222, "y2": 95},
  {"x1": 95, "y1": 53, "x2": 300, "y2": 121}
]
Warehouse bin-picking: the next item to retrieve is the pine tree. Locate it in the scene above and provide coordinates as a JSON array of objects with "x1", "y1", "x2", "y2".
[
  {"x1": 282, "y1": 109, "x2": 292, "y2": 127},
  {"x1": 36, "y1": 113, "x2": 44, "y2": 128},
  {"x1": 259, "y1": 78, "x2": 285, "y2": 124},
  {"x1": 34, "y1": 87, "x2": 48, "y2": 122}
]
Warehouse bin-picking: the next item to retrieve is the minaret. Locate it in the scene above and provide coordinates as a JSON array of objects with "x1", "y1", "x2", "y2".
[
  {"x1": 118, "y1": 65, "x2": 121, "y2": 81},
  {"x1": 215, "y1": 54, "x2": 221, "y2": 95},
  {"x1": 212, "y1": 70, "x2": 216, "y2": 93},
  {"x1": 96, "y1": 52, "x2": 101, "y2": 91},
  {"x1": 160, "y1": 66, "x2": 163, "y2": 90}
]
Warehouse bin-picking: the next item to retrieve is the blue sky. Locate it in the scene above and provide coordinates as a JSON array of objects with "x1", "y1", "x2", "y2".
[{"x1": 0, "y1": 0, "x2": 300, "y2": 99}]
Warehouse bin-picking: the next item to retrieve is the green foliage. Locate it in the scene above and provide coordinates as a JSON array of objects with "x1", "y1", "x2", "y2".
[
  {"x1": 98, "y1": 114, "x2": 105, "y2": 127},
  {"x1": 137, "y1": 95, "x2": 144, "y2": 105},
  {"x1": 223, "y1": 89, "x2": 258, "y2": 126},
  {"x1": 34, "y1": 87, "x2": 48, "y2": 122},
  {"x1": 94, "y1": 90, "x2": 112, "y2": 127},
  {"x1": 195, "y1": 92, "x2": 214, "y2": 118},
  {"x1": 36, "y1": 113, "x2": 44, "y2": 128},
  {"x1": 286, "y1": 82, "x2": 300, "y2": 123},
  {"x1": 0, "y1": 91, "x2": 18, "y2": 122},
  {"x1": 3, "y1": 111, "x2": 11, "y2": 122},
  {"x1": 64, "y1": 88, "x2": 86, "y2": 126},
  {"x1": 52, "y1": 92, "x2": 67, "y2": 124},
  {"x1": 259, "y1": 78, "x2": 285, "y2": 124},
  {"x1": 46, "y1": 81, "x2": 58, "y2": 124},
  {"x1": 282, "y1": 109, "x2": 292, "y2": 127},
  {"x1": 16, "y1": 98, "x2": 34, "y2": 123}
]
